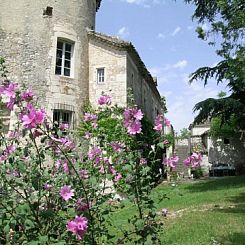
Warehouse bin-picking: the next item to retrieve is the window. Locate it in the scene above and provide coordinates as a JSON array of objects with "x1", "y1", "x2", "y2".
[
  {"x1": 53, "y1": 110, "x2": 72, "y2": 127},
  {"x1": 97, "y1": 68, "x2": 105, "y2": 83},
  {"x1": 55, "y1": 40, "x2": 73, "y2": 77}
]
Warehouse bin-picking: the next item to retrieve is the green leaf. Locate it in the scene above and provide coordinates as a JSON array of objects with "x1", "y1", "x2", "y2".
[{"x1": 24, "y1": 219, "x2": 35, "y2": 230}]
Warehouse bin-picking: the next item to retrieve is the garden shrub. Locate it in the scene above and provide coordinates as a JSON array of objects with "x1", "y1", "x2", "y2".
[{"x1": 0, "y1": 59, "x2": 174, "y2": 244}]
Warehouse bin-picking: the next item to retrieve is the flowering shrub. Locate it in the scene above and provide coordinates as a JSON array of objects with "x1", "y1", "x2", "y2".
[
  {"x1": 183, "y1": 152, "x2": 203, "y2": 178},
  {"x1": 0, "y1": 68, "x2": 169, "y2": 244}
]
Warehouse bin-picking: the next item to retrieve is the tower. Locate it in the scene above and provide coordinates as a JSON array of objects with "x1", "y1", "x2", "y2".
[{"x1": 0, "y1": 0, "x2": 101, "y2": 126}]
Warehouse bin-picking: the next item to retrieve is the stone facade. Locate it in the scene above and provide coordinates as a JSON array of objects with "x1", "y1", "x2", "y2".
[
  {"x1": 88, "y1": 31, "x2": 162, "y2": 121},
  {"x1": 0, "y1": 0, "x2": 162, "y2": 129},
  {"x1": 0, "y1": 0, "x2": 99, "y2": 126},
  {"x1": 189, "y1": 122, "x2": 245, "y2": 172}
]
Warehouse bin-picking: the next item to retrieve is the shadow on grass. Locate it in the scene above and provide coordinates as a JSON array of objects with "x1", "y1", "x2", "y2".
[
  {"x1": 220, "y1": 232, "x2": 245, "y2": 245},
  {"x1": 212, "y1": 192, "x2": 245, "y2": 214},
  {"x1": 184, "y1": 175, "x2": 245, "y2": 193}
]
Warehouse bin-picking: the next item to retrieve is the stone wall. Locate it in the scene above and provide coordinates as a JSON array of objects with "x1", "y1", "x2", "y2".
[
  {"x1": 126, "y1": 54, "x2": 162, "y2": 122},
  {"x1": 209, "y1": 137, "x2": 245, "y2": 169},
  {"x1": 0, "y1": 0, "x2": 97, "y2": 124},
  {"x1": 88, "y1": 38, "x2": 162, "y2": 123},
  {"x1": 88, "y1": 40, "x2": 127, "y2": 108}
]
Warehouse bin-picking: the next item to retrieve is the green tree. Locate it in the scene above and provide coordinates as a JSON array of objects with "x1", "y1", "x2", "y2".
[
  {"x1": 184, "y1": 0, "x2": 245, "y2": 137},
  {"x1": 178, "y1": 128, "x2": 191, "y2": 140}
]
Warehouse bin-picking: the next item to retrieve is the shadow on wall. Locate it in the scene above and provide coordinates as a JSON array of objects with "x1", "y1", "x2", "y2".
[
  {"x1": 184, "y1": 176, "x2": 245, "y2": 193},
  {"x1": 209, "y1": 138, "x2": 245, "y2": 174}
]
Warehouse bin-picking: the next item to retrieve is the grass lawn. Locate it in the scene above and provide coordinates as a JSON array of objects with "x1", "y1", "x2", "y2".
[{"x1": 111, "y1": 175, "x2": 245, "y2": 245}]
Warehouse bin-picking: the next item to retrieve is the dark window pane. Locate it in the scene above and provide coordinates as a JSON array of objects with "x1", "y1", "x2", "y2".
[
  {"x1": 65, "y1": 52, "x2": 71, "y2": 60},
  {"x1": 57, "y1": 41, "x2": 63, "y2": 49},
  {"x1": 55, "y1": 66, "x2": 62, "y2": 75},
  {"x1": 97, "y1": 68, "x2": 104, "y2": 76},
  {"x1": 65, "y1": 43, "x2": 72, "y2": 52},
  {"x1": 56, "y1": 58, "x2": 62, "y2": 66},
  {"x1": 64, "y1": 60, "x2": 71, "y2": 68},
  {"x1": 56, "y1": 50, "x2": 62, "y2": 59},
  {"x1": 63, "y1": 112, "x2": 70, "y2": 123},
  {"x1": 53, "y1": 111, "x2": 60, "y2": 122},
  {"x1": 64, "y1": 68, "x2": 70, "y2": 77}
]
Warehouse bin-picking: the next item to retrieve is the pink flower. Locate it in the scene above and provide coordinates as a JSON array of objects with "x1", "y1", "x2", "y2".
[
  {"x1": 164, "y1": 118, "x2": 171, "y2": 127},
  {"x1": 21, "y1": 104, "x2": 46, "y2": 129},
  {"x1": 127, "y1": 120, "x2": 142, "y2": 135},
  {"x1": 84, "y1": 132, "x2": 92, "y2": 139},
  {"x1": 76, "y1": 199, "x2": 90, "y2": 212},
  {"x1": 0, "y1": 83, "x2": 18, "y2": 98},
  {"x1": 66, "y1": 216, "x2": 88, "y2": 240},
  {"x1": 183, "y1": 152, "x2": 202, "y2": 168},
  {"x1": 163, "y1": 140, "x2": 169, "y2": 145},
  {"x1": 111, "y1": 142, "x2": 124, "y2": 152},
  {"x1": 131, "y1": 108, "x2": 143, "y2": 120},
  {"x1": 124, "y1": 108, "x2": 143, "y2": 121},
  {"x1": 123, "y1": 108, "x2": 143, "y2": 135},
  {"x1": 0, "y1": 144, "x2": 17, "y2": 161},
  {"x1": 7, "y1": 96, "x2": 16, "y2": 111},
  {"x1": 88, "y1": 146, "x2": 102, "y2": 160},
  {"x1": 7, "y1": 130, "x2": 21, "y2": 140},
  {"x1": 0, "y1": 83, "x2": 18, "y2": 111},
  {"x1": 63, "y1": 161, "x2": 69, "y2": 174},
  {"x1": 114, "y1": 173, "x2": 122, "y2": 182},
  {"x1": 59, "y1": 123, "x2": 69, "y2": 130},
  {"x1": 153, "y1": 114, "x2": 163, "y2": 131},
  {"x1": 21, "y1": 90, "x2": 34, "y2": 102},
  {"x1": 92, "y1": 122, "x2": 98, "y2": 129},
  {"x1": 59, "y1": 137, "x2": 76, "y2": 151},
  {"x1": 163, "y1": 155, "x2": 179, "y2": 168},
  {"x1": 140, "y1": 158, "x2": 147, "y2": 165},
  {"x1": 183, "y1": 157, "x2": 191, "y2": 166},
  {"x1": 59, "y1": 185, "x2": 75, "y2": 202},
  {"x1": 108, "y1": 165, "x2": 117, "y2": 175},
  {"x1": 5, "y1": 144, "x2": 16, "y2": 155},
  {"x1": 153, "y1": 123, "x2": 162, "y2": 131},
  {"x1": 83, "y1": 113, "x2": 97, "y2": 122},
  {"x1": 79, "y1": 170, "x2": 89, "y2": 179},
  {"x1": 43, "y1": 183, "x2": 52, "y2": 191},
  {"x1": 98, "y1": 95, "x2": 111, "y2": 105},
  {"x1": 55, "y1": 159, "x2": 70, "y2": 173}
]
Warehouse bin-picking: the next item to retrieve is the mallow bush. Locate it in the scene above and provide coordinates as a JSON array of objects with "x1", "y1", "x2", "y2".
[{"x1": 0, "y1": 61, "x2": 173, "y2": 244}]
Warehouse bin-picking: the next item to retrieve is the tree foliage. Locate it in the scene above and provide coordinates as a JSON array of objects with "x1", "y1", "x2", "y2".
[
  {"x1": 185, "y1": 0, "x2": 245, "y2": 136},
  {"x1": 177, "y1": 128, "x2": 191, "y2": 140},
  {"x1": 209, "y1": 115, "x2": 239, "y2": 139}
]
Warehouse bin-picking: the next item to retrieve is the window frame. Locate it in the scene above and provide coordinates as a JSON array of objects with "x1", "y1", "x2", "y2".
[
  {"x1": 53, "y1": 109, "x2": 73, "y2": 129},
  {"x1": 96, "y1": 67, "x2": 105, "y2": 84},
  {"x1": 55, "y1": 39, "x2": 74, "y2": 77}
]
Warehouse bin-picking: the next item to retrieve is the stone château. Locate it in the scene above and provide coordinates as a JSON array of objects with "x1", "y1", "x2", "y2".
[{"x1": 0, "y1": 0, "x2": 162, "y2": 129}]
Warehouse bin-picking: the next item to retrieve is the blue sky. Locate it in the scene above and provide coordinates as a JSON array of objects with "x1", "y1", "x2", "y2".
[{"x1": 96, "y1": 0, "x2": 227, "y2": 132}]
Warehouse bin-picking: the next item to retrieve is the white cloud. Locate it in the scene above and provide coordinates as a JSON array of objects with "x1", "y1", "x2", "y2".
[
  {"x1": 173, "y1": 60, "x2": 188, "y2": 69},
  {"x1": 149, "y1": 62, "x2": 228, "y2": 132},
  {"x1": 157, "y1": 33, "x2": 165, "y2": 39},
  {"x1": 201, "y1": 23, "x2": 209, "y2": 32},
  {"x1": 117, "y1": 26, "x2": 130, "y2": 38},
  {"x1": 120, "y1": 0, "x2": 165, "y2": 7},
  {"x1": 171, "y1": 26, "x2": 181, "y2": 36}
]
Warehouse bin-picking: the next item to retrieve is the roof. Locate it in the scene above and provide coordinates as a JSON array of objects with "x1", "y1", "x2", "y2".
[
  {"x1": 87, "y1": 30, "x2": 161, "y2": 99},
  {"x1": 96, "y1": 0, "x2": 102, "y2": 11}
]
